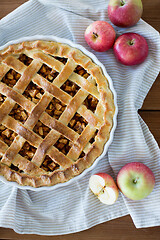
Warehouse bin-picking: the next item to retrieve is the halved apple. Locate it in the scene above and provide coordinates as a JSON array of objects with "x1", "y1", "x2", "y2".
[{"x1": 89, "y1": 173, "x2": 119, "y2": 205}]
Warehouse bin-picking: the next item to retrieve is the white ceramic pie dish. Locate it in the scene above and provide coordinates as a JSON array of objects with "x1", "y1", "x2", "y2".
[{"x1": 0, "y1": 35, "x2": 118, "y2": 191}]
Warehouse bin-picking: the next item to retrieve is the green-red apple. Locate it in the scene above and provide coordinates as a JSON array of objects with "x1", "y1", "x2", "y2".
[
  {"x1": 117, "y1": 162, "x2": 155, "y2": 200},
  {"x1": 89, "y1": 173, "x2": 119, "y2": 205},
  {"x1": 84, "y1": 21, "x2": 116, "y2": 52},
  {"x1": 108, "y1": 0, "x2": 143, "y2": 27}
]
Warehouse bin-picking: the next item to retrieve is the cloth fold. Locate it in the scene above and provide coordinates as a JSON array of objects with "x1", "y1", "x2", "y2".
[{"x1": 0, "y1": 0, "x2": 160, "y2": 235}]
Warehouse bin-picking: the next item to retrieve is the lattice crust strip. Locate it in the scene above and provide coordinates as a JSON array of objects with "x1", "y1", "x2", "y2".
[{"x1": 0, "y1": 40, "x2": 115, "y2": 187}]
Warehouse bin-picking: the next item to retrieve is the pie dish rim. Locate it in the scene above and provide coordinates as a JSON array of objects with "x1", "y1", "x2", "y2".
[{"x1": 0, "y1": 35, "x2": 118, "y2": 191}]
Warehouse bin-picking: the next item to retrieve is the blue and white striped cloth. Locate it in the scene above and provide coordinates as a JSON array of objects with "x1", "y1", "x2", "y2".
[{"x1": 0, "y1": 0, "x2": 160, "y2": 235}]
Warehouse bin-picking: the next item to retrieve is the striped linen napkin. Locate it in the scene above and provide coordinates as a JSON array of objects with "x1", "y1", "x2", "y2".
[{"x1": 0, "y1": 0, "x2": 160, "y2": 235}]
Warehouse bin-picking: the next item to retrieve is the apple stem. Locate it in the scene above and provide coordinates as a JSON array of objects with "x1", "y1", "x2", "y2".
[
  {"x1": 120, "y1": 0, "x2": 125, "y2": 6},
  {"x1": 128, "y1": 40, "x2": 135, "y2": 46},
  {"x1": 93, "y1": 32, "x2": 98, "y2": 39},
  {"x1": 133, "y1": 177, "x2": 139, "y2": 184}
]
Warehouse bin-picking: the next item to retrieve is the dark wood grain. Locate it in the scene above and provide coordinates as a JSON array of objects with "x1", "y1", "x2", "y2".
[
  {"x1": 139, "y1": 110, "x2": 160, "y2": 145},
  {"x1": 0, "y1": 0, "x2": 159, "y2": 239},
  {"x1": 142, "y1": 0, "x2": 160, "y2": 32},
  {"x1": 142, "y1": 78, "x2": 160, "y2": 110},
  {"x1": 1, "y1": 215, "x2": 160, "y2": 240}
]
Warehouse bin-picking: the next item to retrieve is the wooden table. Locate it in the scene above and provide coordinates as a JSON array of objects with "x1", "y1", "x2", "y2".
[{"x1": 0, "y1": 0, "x2": 159, "y2": 239}]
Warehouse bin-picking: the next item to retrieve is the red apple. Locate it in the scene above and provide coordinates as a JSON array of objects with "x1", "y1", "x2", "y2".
[
  {"x1": 84, "y1": 21, "x2": 116, "y2": 52},
  {"x1": 89, "y1": 173, "x2": 119, "y2": 205},
  {"x1": 117, "y1": 162, "x2": 155, "y2": 200},
  {"x1": 113, "y1": 33, "x2": 148, "y2": 65},
  {"x1": 108, "y1": 0, "x2": 143, "y2": 27}
]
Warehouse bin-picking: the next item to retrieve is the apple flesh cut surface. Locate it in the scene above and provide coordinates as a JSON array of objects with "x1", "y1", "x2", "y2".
[
  {"x1": 108, "y1": 0, "x2": 143, "y2": 27},
  {"x1": 89, "y1": 173, "x2": 119, "y2": 205},
  {"x1": 117, "y1": 162, "x2": 155, "y2": 200},
  {"x1": 84, "y1": 21, "x2": 116, "y2": 52},
  {"x1": 113, "y1": 33, "x2": 148, "y2": 65}
]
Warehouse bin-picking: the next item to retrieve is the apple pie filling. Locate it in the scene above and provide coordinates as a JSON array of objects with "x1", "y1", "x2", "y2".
[
  {"x1": 38, "y1": 56, "x2": 68, "y2": 81},
  {"x1": 33, "y1": 120, "x2": 51, "y2": 138},
  {"x1": 0, "y1": 125, "x2": 17, "y2": 146},
  {"x1": 83, "y1": 94, "x2": 99, "y2": 112},
  {"x1": 2, "y1": 69, "x2": 21, "y2": 87},
  {"x1": 74, "y1": 65, "x2": 90, "y2": 79},
  {"x1": 10, "y1": 163, "x2": 23, "y2": 172},
  {"x1": 38, "y1": 63, "x2": 59, "y2": 82},
  {"x1": 41, "y1": 155, "x2": 60, "y2": 172},
  {"x1": 89, "y1": 129, "x2": 98, "y2": 144},
  {"x1": 61, "y1": 79, "x2": 80, "y2": 97},
  {"x1": 19, "y1": 53, "x2": 33, "y2": 66},
  {"x1": 9, "y1": 103, "x2": 28, "y2": 124},
  {"x1": 0, "y1": 93, "x2": 6, "y2": 106},
  {"x1": 54, "y1": 56, "x2": 68, "y2": 65},
  {"x1": 46, "y1": 97, "x2": 66, "y2": 119},
  {"x1": 19, "y1": 141, "x2": 36, "y2": 161},
  {"x1": 68, "y1": 113, "x2": 88, "y2": 135},
  {"x1": 23, "y1": 81, "x2": 44, "y2": 104},
  {"x1": 54, "y1": 135, "x2": 72, "y2": 155}
]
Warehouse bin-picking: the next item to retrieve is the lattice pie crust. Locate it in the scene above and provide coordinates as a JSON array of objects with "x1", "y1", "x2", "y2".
[{"x1": 0, "y1": 40, "x2": 115, "y2": 187}]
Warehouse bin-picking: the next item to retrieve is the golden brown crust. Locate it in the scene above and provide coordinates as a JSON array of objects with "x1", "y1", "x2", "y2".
[{"x1": 0, "y1": 40, "x2": 115, "y2": 187}]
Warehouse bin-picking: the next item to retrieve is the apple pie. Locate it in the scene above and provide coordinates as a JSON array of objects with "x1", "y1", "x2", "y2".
[{"x1": 0, "y1": 40, "x2": 115, "y2": 187}]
